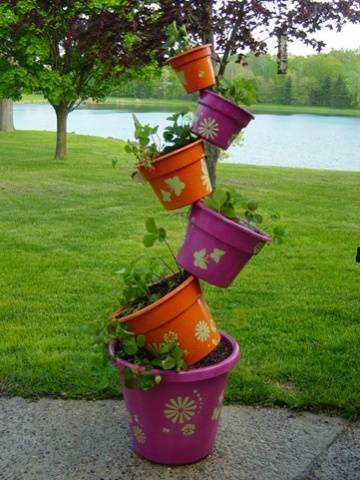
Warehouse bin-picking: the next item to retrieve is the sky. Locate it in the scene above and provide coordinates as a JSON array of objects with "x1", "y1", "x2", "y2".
[{"x1": 269, "y1": 23, "x2": 360, "y2": 56}]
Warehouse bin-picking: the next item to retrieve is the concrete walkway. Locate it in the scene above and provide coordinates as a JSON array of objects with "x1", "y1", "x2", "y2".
[{"x1": 0, "y1": 398, "x2": 359, "y2": 480}]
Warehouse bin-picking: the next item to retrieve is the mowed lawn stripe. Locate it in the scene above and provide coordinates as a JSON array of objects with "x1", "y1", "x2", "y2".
[{"x1": 0, "y1": 131, "x2": 359, "y2": 417}]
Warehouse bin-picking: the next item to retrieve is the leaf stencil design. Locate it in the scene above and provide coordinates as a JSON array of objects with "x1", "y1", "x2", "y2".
[
  {"x1": 194, "y1": 249, "x2": 208, "y2": 269},
  {"x1": 210, "y1": 248, "x2": 225, "y2": 263},
  {"x1": 161, "y1": 189, "x2": 171, "y2": 202},
  {"x1": 165, "y1": 176, "x2": 185, "y2": 197}
]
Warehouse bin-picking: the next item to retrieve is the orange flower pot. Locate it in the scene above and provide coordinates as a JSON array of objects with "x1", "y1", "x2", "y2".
[
  {"x1": 167, "y1": 44, "x2": 216, "y2": 94},
  {"x1": 112, "y1": 275, "x2": 220, "y2": 366},
  {"x1": 138, "y1": 139, "x2": 212, "y2": 210}
]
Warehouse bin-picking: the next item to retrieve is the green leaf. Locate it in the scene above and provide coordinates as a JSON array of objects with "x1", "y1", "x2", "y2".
[
  {"x1": 138, "y1": 373, "x2": 156, "y2": 390},
  {"x1": 247, "y1": 200, "x2": 258, "y2": 211},
  {"x1": 143, "y1": 233, "x2": 157, "y2": 247},
  {"x1": 145, "y1": 217, "x2": 157, "y2": 234},
  {"x1": 124, "y1": 367, "x2": 136, "y2": 389},
  {"x1": 273, "y1": 226, "x2": 287, "y2": 237},
  {"x1": 158, "y1": 227, "x2": 167, "y2": 242},
  {"x1": 221, "y1": 206, "x2": 237, "y2": 219},
  {"x1": 136, "y1": 335, "x2": 146, "y2": 348},
  {"x1": 252, "y1": 213, "x2": 263, "y2": 224},
  {"x1": 123, "y1": 338, "x2": 138, "y2": 355},
  {"x1": 161, "y1": 357, "x2": 176, "y2": 370}
]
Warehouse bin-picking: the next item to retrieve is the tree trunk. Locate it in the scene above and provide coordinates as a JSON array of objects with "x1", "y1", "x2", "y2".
[
  {"x1": 200, "y1": 1, "x2": 221, "y2": 190},
  {"x1": 0, "y1": 99, "x2": 15, "y2": 132},
  {"x1": 277, "y1": 32, "x2": 288, "y2": 75},
  {"x1": 54, "y1": 104, "x2": 69, "y2": 159},
  {"x1": 205, "y1": 141, "x2": 220, "y2": 190}
]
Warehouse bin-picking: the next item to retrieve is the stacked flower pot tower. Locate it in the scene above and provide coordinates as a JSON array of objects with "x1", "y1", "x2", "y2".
[{"x1": 110, "y1": 42, "x2": 270, "y2": 466}]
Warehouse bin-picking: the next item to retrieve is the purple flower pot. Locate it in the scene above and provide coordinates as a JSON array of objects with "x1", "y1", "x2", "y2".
[
  {"x1": 109, "y1": 332, "x2": 240, "y2": 465},
  {"x1": 176, "y1": 202, "x2": 271, "y2": 288},
  {"x1": 191, "y1": 90, "x2": 255, "y2": 150}
]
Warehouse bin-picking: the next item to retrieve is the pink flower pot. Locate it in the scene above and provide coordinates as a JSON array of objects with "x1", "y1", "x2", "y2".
[
  {"x1": 191, "y1": 90, "x2": 255, "y2": 150},
  {"x1": 109, "y1": 332, "x2": 240, "y2": 465},
  {"x1": 176, "y1": 202, "x2": 271, "y2": 288}
]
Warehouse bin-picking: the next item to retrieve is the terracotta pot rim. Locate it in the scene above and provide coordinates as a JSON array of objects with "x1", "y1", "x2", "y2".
[
  {"x1": 200, "y1": 89, "x2": 255, "y2": 121},
  {"x1": 166, "y1": 44, "x2": 212, "y2": 65},
  {"x1": 112, "y1": 273, "x2": 199, "y2": 324},
  {"x1": 109, "y1": 331, "x2": 240, "y2": 383},
  {"x1": 137, "y1": 139, "x2": 204, "y2": 172},
  {"x1": 195, "y1": 201, "x2": 271, "y2": 243}
]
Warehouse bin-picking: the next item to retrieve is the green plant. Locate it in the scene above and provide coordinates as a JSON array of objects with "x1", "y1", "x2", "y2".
[
  {"x1": 162, "y1": 111, "x2": 196, "y2": 154},
  {"x1": 143, "y1": 217, "x2": 179, "y2": 266},
  {"x1": 204, "y1": 189, "x2": 287, "y2": 243},
  {"x1": 164, "y1": 21, "x2": 193, "y2": 58},
  {"x1": 215, "y1": 77, "x2": 257, "y2": 106},
  {"x1": 124, "y1": 114, "x2": 160, "y2": 168},
  {"x1": 109, "y1": 219, "x2": 183, "y2": 319},
  {"x1": 95, "y1": 322, "x2": 186, "y2": 391},
  {"x1": 125, "y1": 112, "x2": 196, "y2": 169}
]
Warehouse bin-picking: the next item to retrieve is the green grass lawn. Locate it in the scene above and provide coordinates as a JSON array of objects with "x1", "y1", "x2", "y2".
[{"x1": 0, "y1": 131, "x2": 359, "y2": 418}]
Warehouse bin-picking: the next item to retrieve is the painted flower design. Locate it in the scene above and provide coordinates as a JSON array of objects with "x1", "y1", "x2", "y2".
[
  {"x1": 182, "y1": 423, "x2": 196, "y2": 436},
  {"x1": 198, "y1": 70, "x2": 205, "y2": 78},
  {"x1": 195, "y1": 320, "x2": 210, "y2": 342},
  {"x1": 201, "y1": 159, "x2": 212, "y2": 193},
  {"x1": 164, "y1": 396, "x2": 197, "y2": 424},
  {"x1": 197, "y1": 117, "x2": 219, "y2": 140},
  {"x1": 208, "y1": 316, "x2": 217, "y2": 333},
  {"x1": 163, "y1": 330, "x2": 178, "y2": 344},
  {"x1": 132, "y1": 425, "x2": 146, "y2": 444}
]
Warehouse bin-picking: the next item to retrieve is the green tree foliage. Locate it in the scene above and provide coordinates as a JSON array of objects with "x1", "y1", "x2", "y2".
[
  {"x1": 111, "y1": 49, "x2": 360, "y2": 110},
  {"x1": 0, "y1": 0, "x2": 166, "y2": 158}
]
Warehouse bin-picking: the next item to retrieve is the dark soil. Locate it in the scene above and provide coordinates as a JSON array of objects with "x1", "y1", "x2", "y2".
[
  {"x1": 113, "y1": 270, "x2": 189, "y2": 319},
  {"x1": 191, "y1": 337, "x2": 233, "y2": 369},
  {"x1": 148, "y1": 270, "x2": 188, "y2": 298},
  {"x1": 237, "y1": 218, "x2": 264, "y2": 235}
]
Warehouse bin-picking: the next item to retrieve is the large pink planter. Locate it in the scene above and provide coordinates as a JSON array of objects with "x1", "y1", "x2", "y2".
[
  {"x1": 109, "y1": 332, "x2": 240, "y2": 465},
  {"x1": 176, "y1": 202, "x2": 271, "y2": 288},
  {"x1": 191, "y1": 89, "x2": 255, "y2": 150}
]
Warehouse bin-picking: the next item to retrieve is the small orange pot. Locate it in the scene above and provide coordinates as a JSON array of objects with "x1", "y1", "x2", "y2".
[
  {"x1": 112, "y1": 274, "x2": 220, "y2": 366},
  {"x1": 138, "y1": 139, "x2": 212, "y2": 210},
  {"x1": 167, "y1": 44, "x2": 216, "y2": 94}
]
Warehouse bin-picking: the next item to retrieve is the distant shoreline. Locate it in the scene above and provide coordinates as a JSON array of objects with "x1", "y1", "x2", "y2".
[{"x1": 17, "y1": 94, "x2": 360, "y2": 118}]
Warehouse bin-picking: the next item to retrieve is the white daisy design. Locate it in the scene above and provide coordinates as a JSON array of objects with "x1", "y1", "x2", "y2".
[
  {"x1": 197, "y1": 117, "x2": 219, "y2": 140},
  {"x1": 163, "y1": 330, "x2": 178, "y2": 343},
  {"x1": 182, "y1": 423, "x2": 196, "y2": 436},
  {"x1": 195, "y1": 320, "x2": 210, "y2": 342},
  {"x1": 201, "y1": 159, "x2": 212, "y2": 193},
  {"x1": 164, "y1": 396, "x2": 197, "y2": 424},
  {"x1": 132, "y1": 424, "x2": 146, "y2": 444}
]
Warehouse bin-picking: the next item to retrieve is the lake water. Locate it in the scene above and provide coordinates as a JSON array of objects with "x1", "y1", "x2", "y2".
[{"x1": 13, "y1": 103, "x2": 360, "y2": 171}]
